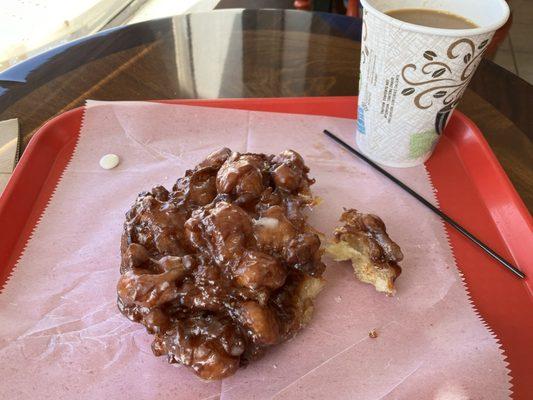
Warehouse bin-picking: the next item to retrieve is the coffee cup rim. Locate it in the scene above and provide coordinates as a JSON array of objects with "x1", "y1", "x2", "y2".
[{"x1": 359, "y1": 0, "x2": 510, "y2": 37}]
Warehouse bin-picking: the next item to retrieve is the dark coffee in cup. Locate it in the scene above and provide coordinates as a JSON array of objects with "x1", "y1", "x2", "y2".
[{"x1": 386, "y1": 9, "x2": 478, "y2": 29}]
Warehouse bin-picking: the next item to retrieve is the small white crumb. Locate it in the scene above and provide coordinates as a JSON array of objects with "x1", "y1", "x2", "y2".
[
  {"x1": 272, "y1": 364, "x2": 277, "y2": 369},
  {"x1": 334, "y1": 296, "x2": 342, "y2": 303},
  {"x1": 163, "y1": 176, "x2": 168, "y2": 180},
  {"x1": 99, "y1": 154, "x2": 120, "y2": 169},
  {"x1": 253, "y1": 217, "x2": 279, "y2": 229}
]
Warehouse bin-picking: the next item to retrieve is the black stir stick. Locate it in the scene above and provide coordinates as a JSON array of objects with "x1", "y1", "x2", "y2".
[{"x1": 323, "y1": 129, "x2": 526, "y2": 279}]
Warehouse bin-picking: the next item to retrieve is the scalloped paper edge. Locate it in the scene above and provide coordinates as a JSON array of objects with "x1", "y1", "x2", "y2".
[
  {"x1": 423, "y1": 166, "x2": 513, "y2": 398},
  {"x1": 0, "y1": 105, "x2": 87, "y2": 295}
]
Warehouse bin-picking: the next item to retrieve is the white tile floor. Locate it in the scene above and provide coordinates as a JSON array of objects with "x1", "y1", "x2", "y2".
[
  {"x1": 0, "y1": 0, "x2": 219, "y2": 72},
  {"x1": 0, "y1": 0, "x2": 131, "y2": 71},
  {"x1": 492, "y1": 0, "x2": 533, "y2": 83},
  {"x1": 127, "y1": 0, "x2": 220, "y2": 24}
]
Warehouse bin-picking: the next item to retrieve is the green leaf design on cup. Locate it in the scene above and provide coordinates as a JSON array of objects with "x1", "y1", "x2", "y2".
[{"x1": 409, "y1": 130, "x2": 439, "y2": 159}]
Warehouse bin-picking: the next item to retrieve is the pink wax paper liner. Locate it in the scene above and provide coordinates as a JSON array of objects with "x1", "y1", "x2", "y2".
[{"x1": 0, "y1": 100, "x2": 511, "y2": 399}]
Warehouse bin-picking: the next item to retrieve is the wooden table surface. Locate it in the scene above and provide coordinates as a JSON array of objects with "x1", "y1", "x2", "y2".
[{"x1": 0, "y1": 9, "x2": 531, "y2": 210}]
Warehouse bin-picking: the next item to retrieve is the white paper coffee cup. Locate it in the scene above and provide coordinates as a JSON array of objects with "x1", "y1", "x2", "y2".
[{"x1": 356, "y1": 0, "x2": 510, "y2": 167}]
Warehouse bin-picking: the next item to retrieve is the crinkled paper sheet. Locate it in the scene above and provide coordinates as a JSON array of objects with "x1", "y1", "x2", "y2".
[{"x1": 0, "y1": 101, "x2": 511, "y2": 399}]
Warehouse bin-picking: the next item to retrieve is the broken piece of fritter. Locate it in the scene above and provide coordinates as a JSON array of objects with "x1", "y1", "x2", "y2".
[{"x1": 326, "y1": 209, "x2": 403, "y2": 295}]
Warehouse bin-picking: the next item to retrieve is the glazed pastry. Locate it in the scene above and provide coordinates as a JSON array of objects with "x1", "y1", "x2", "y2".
[{"x1": 117, "y1": 148, "x2": 325, "y2": 379}]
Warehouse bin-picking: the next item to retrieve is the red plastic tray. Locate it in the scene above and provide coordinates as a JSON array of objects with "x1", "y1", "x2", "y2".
[{"x1": 1, "y1": 97, "x2": 532, "y2": 398}]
